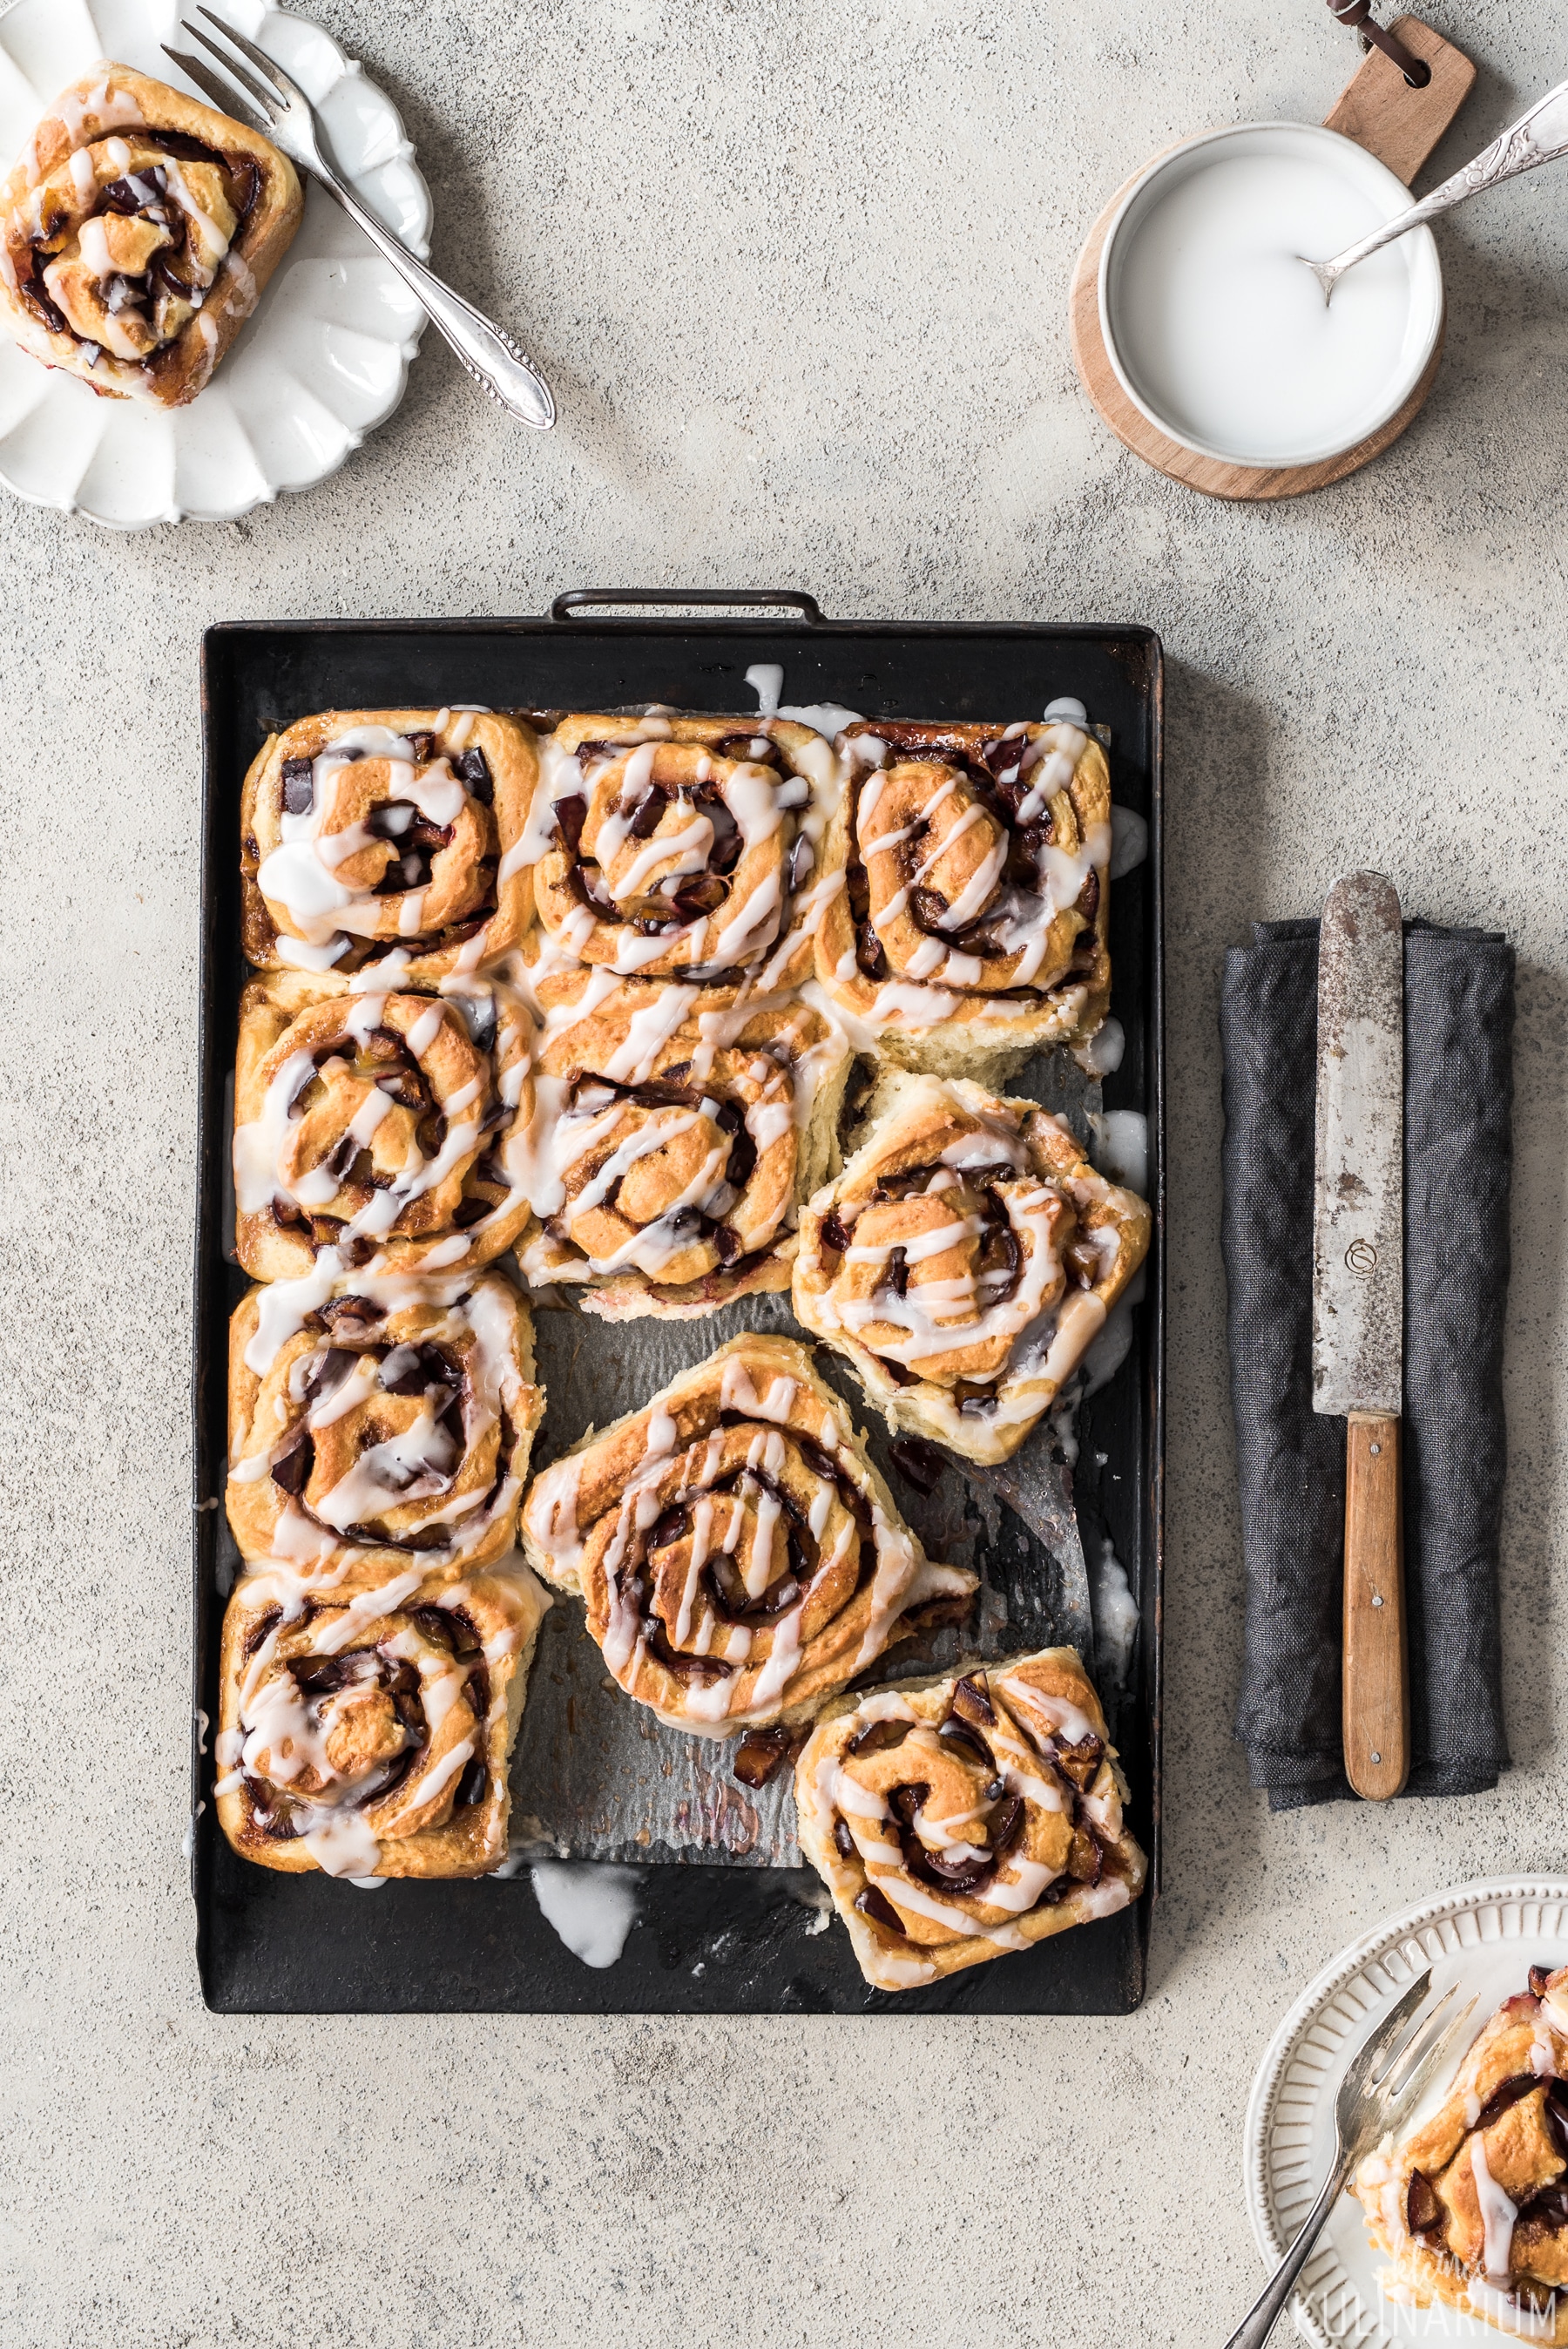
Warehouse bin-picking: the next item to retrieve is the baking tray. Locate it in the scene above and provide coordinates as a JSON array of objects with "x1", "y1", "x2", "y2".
[{"x1": 192, "y1": 592, "x2": 1164, "y2": 2014}]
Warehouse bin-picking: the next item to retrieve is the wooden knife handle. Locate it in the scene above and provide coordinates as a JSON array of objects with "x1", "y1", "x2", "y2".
[{"x1": 1342, "y1": 1413, "x2": 1409, "y2": 1800}]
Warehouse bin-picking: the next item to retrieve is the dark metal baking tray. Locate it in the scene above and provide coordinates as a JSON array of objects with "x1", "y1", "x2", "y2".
[{"x1": 193, "y1": 591, "x2": 1164, "y2": 2014}]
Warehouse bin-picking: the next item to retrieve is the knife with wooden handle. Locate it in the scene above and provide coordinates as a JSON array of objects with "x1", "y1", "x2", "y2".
[{"x1": 1312, "y1": 872, "x2": 1409, "y2": 1801}]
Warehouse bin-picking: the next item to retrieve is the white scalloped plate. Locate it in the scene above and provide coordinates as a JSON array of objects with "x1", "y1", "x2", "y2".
[
  {"x1": 1244, "y1": 1879, "x2": 1568, "y2": 2347},
  {"x1": 0, "y1": 0, "x2": 430, "y2": 525}
]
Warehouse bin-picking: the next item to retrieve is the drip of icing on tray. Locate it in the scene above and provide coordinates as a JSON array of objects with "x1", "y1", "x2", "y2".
[
  {"x1": 744, "y1": 660, "x2": 863, "y2": 743},
  {"x1": 530, "y1": 1862, "x2": 640, "y2": 1967}
]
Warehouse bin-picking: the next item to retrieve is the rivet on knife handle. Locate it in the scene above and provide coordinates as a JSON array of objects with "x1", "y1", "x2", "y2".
[{"x1": 1311, "y1": 871, "x2": 1408, "y2": 1803}]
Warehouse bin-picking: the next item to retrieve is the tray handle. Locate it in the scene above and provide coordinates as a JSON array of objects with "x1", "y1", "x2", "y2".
[{"x1": 550, "y1": 588, "x2": 823, "y2": 624}]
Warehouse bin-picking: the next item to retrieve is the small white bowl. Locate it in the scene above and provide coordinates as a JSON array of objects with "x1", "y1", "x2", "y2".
[{"x1": 1098, "y1": 121, "x2": 1443, "y2": 470}]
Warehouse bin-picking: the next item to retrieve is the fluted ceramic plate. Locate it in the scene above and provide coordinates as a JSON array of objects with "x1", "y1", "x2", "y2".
[
  {"x1": 0, "y1": 0, "x2": 430, "y2": 526},
  {"x1": 1244, "y1": 1879, "x2": 1568, "y2": 2347}
]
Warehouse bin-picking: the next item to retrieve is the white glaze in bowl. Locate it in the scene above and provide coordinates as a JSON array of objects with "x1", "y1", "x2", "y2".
[
  {"x1": 1098, "y1": 122, "x2": 1443, "y2": 470},
  {"x1": 0, "y1": 0, "x2": 432, "y2": 527}
]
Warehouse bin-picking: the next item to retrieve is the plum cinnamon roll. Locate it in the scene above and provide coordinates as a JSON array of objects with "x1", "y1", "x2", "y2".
[
  {"x1": 233, "y1": 974, "x2": 531, "y2": 1279},
  {"x1": 519, "y1": 1335, "x2": 976, "y2": 1734},
  {"x1": 513, "y1": 963, "x2": 851, "y2": 1317},
  {"x1": 813, "y1": 710, "x2": 1112, "y2": 1078},
  {"x1": 1354, "y1": 1968, "x2": 1568, "y2": 2339},
  {"x1": 226, "y1": 1266, "x2": 544, "y2": 1592},
  {"x1": 796, "y1": 1648, "x2": 1146, "y2": 1993},
  {"x1": 240, "y1": 708, "x2": 539, "y2": 984},
  {"x1": 0, "y1": 65, "x2": 301, "y2": 406},
  {"x1": 214, "y1": 1564, "x2": 551, "y2": 1879},
  {"x1": 518, "y1": 713, "x2": 841, "y2": 990},
  {"x1": 794, "y1": 1073, "x2": 1150, "y2": 1465}
]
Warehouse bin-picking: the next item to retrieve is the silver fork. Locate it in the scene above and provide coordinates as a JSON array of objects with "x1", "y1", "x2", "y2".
[
  {"x1": 1222, "y1": 1967, "x2": 1479, "y2": 2349},
  {"x1": 164, "y1": 10, "x2": 555, "y2": 428}
]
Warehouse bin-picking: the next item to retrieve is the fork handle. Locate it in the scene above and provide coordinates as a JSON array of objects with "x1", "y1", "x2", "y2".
[
  {"x1": 310, "y1": 166, "x2": 555, "y2": 429},
  {"x1": 1221, "y1": 2156, "x2": 1352, "y2": 2349}
]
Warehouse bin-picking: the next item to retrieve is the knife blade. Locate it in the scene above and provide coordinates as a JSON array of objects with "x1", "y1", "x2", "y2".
[{"x1": 1312, "y1": 870, "x2": 1408, "y2": 1801}]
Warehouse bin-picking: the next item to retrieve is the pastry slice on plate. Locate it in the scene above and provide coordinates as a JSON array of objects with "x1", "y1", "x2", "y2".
[
  {"x1": 0, "y1": 63, "x2": 302, "y2": 405},
  {"x1": 1355, "y1": 1967, "x2": 1568, "y2": 2339},
  {"x1": 795, "y1": 1646, "x2": 1146, "y2": 1993}
]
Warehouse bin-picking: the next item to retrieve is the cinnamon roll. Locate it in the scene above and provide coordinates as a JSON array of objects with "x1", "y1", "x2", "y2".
[
  {"x1": 813, "y1": 713, "x2": 1112, "y2": 1077},
  {"x1": 518, "y1": 713, "x2": 841, "y2": 991},
  {"x1": 1354, "y1": 1968, "x2": 1568, "y2": 2339},
  {"x1": 240, "y1": 709, "x2": 539, "y2": 984},
  {"x1": 226, "y1": 1266, "x2": 544, "y2": 1592},
  {"x1": 214, "y1": 1564, "x2": 551, "y2": 1879},
  {"x1": 0, "y1": 64, "x2": 302, "y2": 407},
  {"x1": 233, "y1": 974, "x2": 531, "y2": 1280},
  {"x1": 518, "y1": 1334, "x2": 976, "y2": 1733},
  {"x1": 795, "y1": 1648, "x2": 1146, "y2": 1993},
  {"x1": 512, "y1": 961, "x2": 851, "y2": 1316},
  {"x1": 794, "y1": 1072, "x2": 1150, "y2": 1465}
]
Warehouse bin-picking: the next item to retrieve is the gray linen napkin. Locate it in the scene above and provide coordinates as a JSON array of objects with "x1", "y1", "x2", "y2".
[{"x1": 1220, "y1": 918, "x2": 1514, "y2": 1809}]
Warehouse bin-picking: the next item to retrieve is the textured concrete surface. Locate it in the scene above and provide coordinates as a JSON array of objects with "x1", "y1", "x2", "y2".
[{"x1": 3, "y1": 0, "x2": 1568, "y2": 2340}]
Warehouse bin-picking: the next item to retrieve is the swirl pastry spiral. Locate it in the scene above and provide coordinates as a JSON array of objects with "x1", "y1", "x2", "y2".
[
  {"x1": 813, "y1": 714, "x2": 1112, "y2": 1077},
  {"x1": 233, "y1": 973, "x2": 532, "y2": 1280},
  {"x1": 226, "y1": 1265, "x2": 544, "y2": 1593},
  {"x1": 795, "y1": 1648, "x2": 1146, "y2": 1992},
  {"x1": 214, "y1": 1564, "x2": 551, "y2": 1879},
  {"x1": 1354, "y1": 1969, "x2": 1568, "y2": 2338},
  {"x1": 512, "y1": 961, "x2": 851, "y2": 1317},
  {"x1": 520, "y1": 714, "x2": 841, "y2": 989},
  {"x1": 794, "y1": 1073, "x2": 1150, "y2": 1464},
  {"x1": 519, "y1": 1335, "x2": 977, "y2": 1733},
  {"x1": 240, "y1": 709, "x2": 540, "y2": 984},
  {"x1": 0, "y1": 65, "x2": 302, "y2": 407}
]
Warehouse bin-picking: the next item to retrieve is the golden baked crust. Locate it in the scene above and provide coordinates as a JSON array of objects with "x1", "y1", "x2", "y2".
[
  {"x1": 518, "y1": 713, "x2": 842, "y2": 991},
  {"x1": 795, "y1": 1646, "x2": 1146, "y2": 1992},
  {"x1": 518, "y1": 1333, "x2": 977, "y2": 1733},
  {"x1": 0, "y1": 64, "x2": 302, "y2": 407},
  {"x1": 794, "y1": 1070, "x2": 1150, "y2": 1464},
  {"x1": 511, "y1": 958, "x2": 851, "y2": 1318},
  {"x1": 240, "y1": 709, "x2": 540, "y2": 984},
  {"x1": 233, "y1": 971, "x2": 534, "y2": 1280},
  {"x1": 226, "y1": 1266, "x2": 544, "y2": 1593},
  {"x1": 214, "y1": 1563, "x2": 551, "y2": 1879},
  {"x1": 812, "y1": 718, "x2": 1112, "y2": 1080},
  {"x1": 1355, "y1": 1971, "x2": 1568, "y2": 2339}
]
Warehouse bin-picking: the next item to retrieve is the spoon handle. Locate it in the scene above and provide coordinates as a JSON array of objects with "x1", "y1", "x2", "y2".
[{"x1": 1323, "y1": 77, "x2": 1568, "y2": 281}]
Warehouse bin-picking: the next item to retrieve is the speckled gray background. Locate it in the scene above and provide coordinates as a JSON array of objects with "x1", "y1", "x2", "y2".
[{"x1": 3, "y1": 0, "x2": 1567, "y2": 2339}]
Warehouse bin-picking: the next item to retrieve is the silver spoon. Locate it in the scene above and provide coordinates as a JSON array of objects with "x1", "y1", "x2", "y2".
[{"x1": 1302, "y1": 77, "x2": 1568, "y2": 303}]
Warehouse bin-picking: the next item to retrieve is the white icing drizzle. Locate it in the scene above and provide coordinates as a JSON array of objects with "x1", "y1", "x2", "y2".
[{"x1": 1471, "y1": 2136, "x2": 1518, "y2": 2285}]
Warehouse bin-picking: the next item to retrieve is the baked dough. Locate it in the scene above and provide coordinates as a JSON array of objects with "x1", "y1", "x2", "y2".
[
  {"x1": 512, "y1": 958, "x2": 851, "y2": 1317},
  {"x1": 0, "y1": 64, "x2": 301, "y2": 406},
  {"x1": 1355, "y1": 1968, "x2": 1568, "y2": 2341},
  {"x1": 518, "y1": 1333, "x2": 977, "y2": 1732},
  {"x1": 214, "y1": 1562, "x2": 551, "y2": 1878},
  {"x1": 518, "y1": 712, "x2": 842, "y2": 991},
  {"x1": 795, "y1": 1646, "x2": 1146, "y2": 1992},
  {"x1": 226, "y1": 1265, "x2": 544, "y2": 1593},
  {"x1": 240, "y1": 708, "x2": 540, "y2": 984},
  {"x1": 812, "y1": 717, "x2": 1112, "y2": 1080},
  {"x1": 794, "y1": 1070, "x2": 1150, "y2": 1464},
  {"x1": 233, "y1": 971, "x2": 534, "y2": 1279}
]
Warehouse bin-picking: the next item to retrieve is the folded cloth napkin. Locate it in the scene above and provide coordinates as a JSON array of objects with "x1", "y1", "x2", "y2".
[{"x1": 1221, "y1": 918, "x2": 1514, "y2": 1809}]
